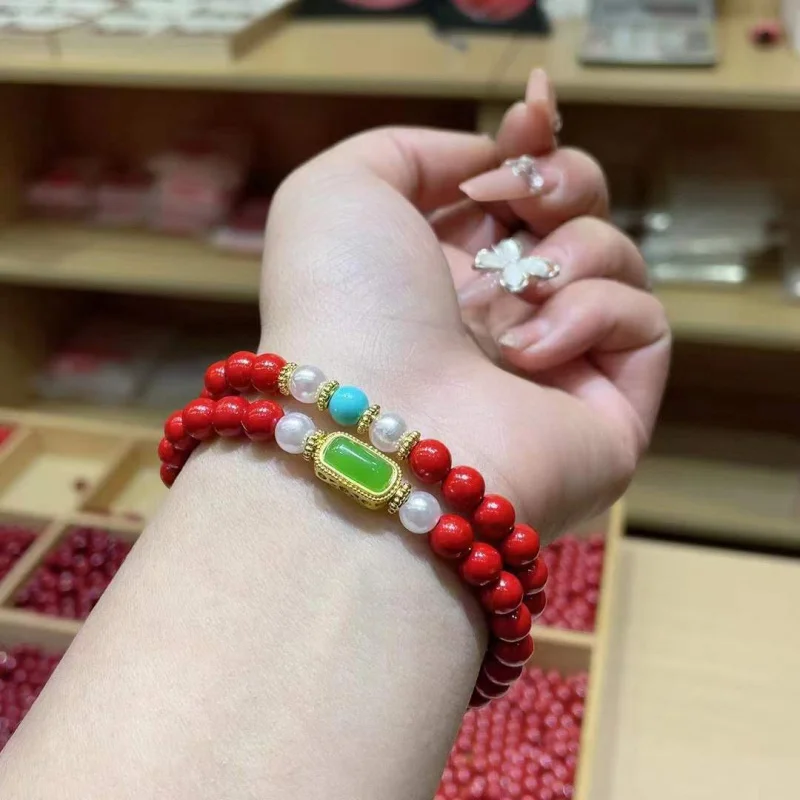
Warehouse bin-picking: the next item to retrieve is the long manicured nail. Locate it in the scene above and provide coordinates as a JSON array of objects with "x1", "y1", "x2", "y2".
[
  {"x1": 526, "y1": 68, "x2": 559, "y2": 135},
  {"x1": 457, "y1": 272, "x2": 502, "y2": 309},
  {"x1": 460, "y1": 156, "x2": 560, "y2": 202}
]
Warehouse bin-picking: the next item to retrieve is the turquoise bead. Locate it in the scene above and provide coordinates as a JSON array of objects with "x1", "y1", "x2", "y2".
[{"x1": 329, "y1": 386, "x2": 369, "y2": 426}]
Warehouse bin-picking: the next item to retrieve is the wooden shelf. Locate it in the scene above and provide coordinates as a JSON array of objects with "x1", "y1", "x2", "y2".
[
  {"x1": 2, "y1": 223, "x2": 800, "y2": 349},
  {"x1": 0, "y1": 16, "x2": 798, "y2": 110},
  {"x1": 628, "y1": 426, "x2": 800, "y2": 547},
  {"x1": 0, "y1": 222, "x2": 260, "y2": 301}
]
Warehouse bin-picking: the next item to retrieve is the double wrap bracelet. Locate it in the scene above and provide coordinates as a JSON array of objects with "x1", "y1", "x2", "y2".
[{"x1": 159, "y1": 351, "x2": 548, "y2": 708}]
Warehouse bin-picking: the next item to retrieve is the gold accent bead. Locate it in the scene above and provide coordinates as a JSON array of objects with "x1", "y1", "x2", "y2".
[
  {"x1": 302, "y1": 429, "x2": 327, "y2": 462},
  {"x1": 395, "y1": 430, "x2": 421, "y2": 461},
  {"x1": 356, "y1": 404, "x2": 381, "y2": 436},
  {"x1": 315, "y1": 380, "x2": 340, "y2": 411},
  {"x1": 277, "y1": 362, "x2": 298, "y2": 396},
  {"x1": 387, "y1": 481, "x2": 412, "y2": 515}
]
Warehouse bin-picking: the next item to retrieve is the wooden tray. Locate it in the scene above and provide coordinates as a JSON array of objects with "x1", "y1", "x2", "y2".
[{"x1": 0, "y1": 408, "x2": 624, "y2": 799}]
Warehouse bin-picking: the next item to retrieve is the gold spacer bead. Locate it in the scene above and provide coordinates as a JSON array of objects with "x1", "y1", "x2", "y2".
[
  {"x1": 315, "y1": 380, "x2": 340, "y2": 411},
  {"x1": 302, "y1": 429, "x2": 327, "y2": 462},
  {"x1": 395, "y1": 430, "x2": 421, "y2": 461},
  {"x1": 387, "y1": 481, "x2": 412, "y2": 515},
  {"x1": 356, "y1": 404, "x2": 381, "y2": 436},
  {"x1": 277, "y1": 362, "x2": 298, "y2": 396}
]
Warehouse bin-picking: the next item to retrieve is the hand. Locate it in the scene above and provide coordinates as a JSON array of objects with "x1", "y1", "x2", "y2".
[{"x1": 260, "y1": 71, "x2": 670, "y2": 536}]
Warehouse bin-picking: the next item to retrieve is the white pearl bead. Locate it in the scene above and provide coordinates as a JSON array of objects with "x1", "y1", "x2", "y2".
[
  {"x1": 275, "y1": 412, "x2": 316, "y2": 455},
  {"x1": 290, "y1": 365, "x2": 326, "y2": 404},
  {"x1": 399, "y1": 491, "x2": 441, "y2": 535},
  {"x1": 369, "y1": 412, "x2": 407, "y2": 453}
]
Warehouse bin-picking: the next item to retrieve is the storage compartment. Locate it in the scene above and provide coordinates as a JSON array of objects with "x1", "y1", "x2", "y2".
[
  {"x1": 0, "y1": 428, "x2": 127, "y2": 516},
  {"x1": 82, "y1": 441, "x2": 165, "y2": 521}
]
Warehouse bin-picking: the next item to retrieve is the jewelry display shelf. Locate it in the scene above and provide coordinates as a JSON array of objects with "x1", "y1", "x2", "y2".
[{"x1": 0, "y1": 407, "x2": 623, "y2": 799}]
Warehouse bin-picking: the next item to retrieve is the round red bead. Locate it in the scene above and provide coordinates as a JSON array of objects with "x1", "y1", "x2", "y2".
[
  {"x1": 243, "y1": 400, "x2": 284, "y2": 441},
  {"x1": 212, "y1": 396, "x2": 248, "y2": 437},
  {"x1": 468, "y1": 690, "x2": 492, "y2": 709},
  {"x1": 429, "y1": 514, "x2": 474, "y2": 560},
  {"x1": 517, "y1": 558, "x2": 548, "y2": 594},
  {"x1": 473, "y1": 495, "x2": 515, "y2": 542},
  {"x1": 525, "y1": 590, "x2": 548, "y2": 620},
  {"x1": 204, "y1": 360, "x2": 228, "y2": 398},
  {"x1": 482, "y1": 656, "x2": 525, "y2": 686},
  {"x1": 163, "y1": 411, "x2": 193, "y2": 450},
  {"x1": 251, "y1": 353, "x2": 287, "y2": 394},
  {"x1": 491, "y1": 634, "x2": 534, "y2": 667},
  {"x1": 182, "y1": 398, "x2": 216, "y2": 441},
  {"x1": 225, "y1": 351, "x2": 256, "y2": 393},
  {"x1": 459, "y1": 542, "x2": 502, "y2": 586},
  {"x1": 475, "y1": 670, "x2": 509, "y2": 700},
  {"x1": 157, "y1": 438, "x2": 186, "y2": 468},
  {"x1": 480, "y1": 572, "x2": 524, "y2": 615},
  {"x1": 502, "y1": 524, "x2": 541, "y2": 567},
  {"x1": 160, "y1": 463, "x2": 180, "y2": 488},
  {"x1": 409, "y1": 439, "x2": 452, "y2": 484},
  {"x1": 491, "y1": 604, "x2": 532, "y2": 642},
  {"x1": 443, "y1": 466, "x2": 485, "y2": 512}
]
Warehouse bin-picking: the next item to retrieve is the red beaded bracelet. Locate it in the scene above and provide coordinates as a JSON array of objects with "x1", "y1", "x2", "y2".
[{"x1": 162, "y1": 351, "x2": 549, "y2": 707}]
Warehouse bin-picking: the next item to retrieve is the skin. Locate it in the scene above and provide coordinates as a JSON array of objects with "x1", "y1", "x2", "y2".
[{"x1": 0, "y1": 73, "x2": 669, "y2": 799}]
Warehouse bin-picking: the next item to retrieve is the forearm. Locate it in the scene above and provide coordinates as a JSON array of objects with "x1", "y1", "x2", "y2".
[{"x1": 0, "y1": 438, "x2": 484, "y2": 800}]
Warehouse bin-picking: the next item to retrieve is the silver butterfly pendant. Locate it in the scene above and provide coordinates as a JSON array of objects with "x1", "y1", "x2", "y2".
[{"x1": 472, "y1": 237, "x2": 560, "y2": 294}]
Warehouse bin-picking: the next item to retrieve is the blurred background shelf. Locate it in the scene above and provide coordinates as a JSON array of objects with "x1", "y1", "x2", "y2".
[{"x1": 1, "y1": 16, "x2": 800, "y2": 110}]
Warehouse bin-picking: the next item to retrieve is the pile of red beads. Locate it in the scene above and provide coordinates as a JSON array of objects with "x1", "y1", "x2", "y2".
[
  {"x1": 15, "y1": 527, "x2": 131, "y2": 620},
  {"x1": 437, "y1": 667, "x2": 587, "y2": 800},
  {"x1": 0, "y1": 426, "x2": 13, "y2": 448},
  {"x1": 0, "y1": 524, "x2": 36, "y2": 582},
  {"x1": 537, "y1": 535, "x2": 605, "y2": 633},
  {"x1": 0, "y1": 644, "x2": 62, "y2": 751}
]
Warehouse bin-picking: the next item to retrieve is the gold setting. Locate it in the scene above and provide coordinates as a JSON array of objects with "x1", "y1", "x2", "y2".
[
  {"x1": 277, "y1": 362, "x2": 298, "y2": 396},
  {"x1": 356, "y1": 404, "x2": 381, "y2": 436},
  {"x1": 313, "y1": 432, "x2": 402, "y2": 511},
  {"x1": 395, "y1": 430, "x2": 421, "y2": 461},
  {"x1": 302, "y1": 429, "x2": 327, "y2": 462},
  {"x1": 315, "y1": 380, "x2": 340, "y2": 411},
  {"x1": 387, "y1": 481, "x2": 412, "y2": 515}
]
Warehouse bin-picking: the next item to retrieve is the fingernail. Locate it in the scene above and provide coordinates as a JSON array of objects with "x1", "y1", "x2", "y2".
[
  {"x1": 457, "y1": 273, "x2": 502, "y2": 309},
  {"x1": 498, "y1": 319, "x2": 549, "y2": 351},
  {"x1": 526, "y1": 68, "x2": 560, "y2": 135},
  {"x1": 459, "y1": 156, "x2": 560, "y2": 202}
]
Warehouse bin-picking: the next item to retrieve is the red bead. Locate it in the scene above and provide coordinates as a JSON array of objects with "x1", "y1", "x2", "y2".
[
  {"x1": 243, "y1": 400, "x2": 284, "y2": 441},
  {"x1": 475, "y1": 671, "x2": 509, "y2": 700},
  {"x1": 491, "y1": 634, "x2": 534, "y2": 667},
  {"x1": 525, "y1": 591, "x2": 547, "y2": 620},
  {"x1": 225, "y1": 351, "x2": 256, "y2": 392},
  {"x1": 212, "y1": 396, "x2": 248, "y2": 437},
  {"x1": 517, "y1": 558, "x2": 548, "y2": 594},
  {"x1": 502, "y1": 524, "x2": 541, "y2": 567},
  {"x1": 409, "y1": 439, "x2": 452, "y2": 484},
  {"x1": 473, "y1": 495, "x2": 515, "y2": 542},
  {"x1": 491, "y1": 604, "x2": 532, "y2": 642},
  {"x1": 160, "y1": 463, "x2": 180, "y2": 488},
  {"x1": 482, "y1": 656, "x2": 524, "y2": 686},
  {"x1": 204, "y1": 360, "x2": 228, "y2": 398},
  {"x1": 251, "y1": 353, "x2": 287, "y2": 394},
  {"x1": 157, "y1": 438, "x2": 186, "y2": 468},
  {"x1": 429, "y1": 514, "x2": 474, "y2": 560},
  {"x1": 163, "y1": 411, "x2": 193, "y2": 450},
  {"x1": 459, "y1": 542, "x2": 502, "y2": 586},
  {"x1": 443, "y1": 466, "x2": 485, "y2": 512},
  {"x1": 480, "y1": 572, "x2": 523, "y2": 614},
  {"x1": 182, "y1": 398, "x2": 216, "y2": 441}
]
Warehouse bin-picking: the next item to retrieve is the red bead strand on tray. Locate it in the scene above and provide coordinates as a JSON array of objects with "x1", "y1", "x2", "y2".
[{"x1": 0, "y1": 525, "x2": 36, "y2": 582}]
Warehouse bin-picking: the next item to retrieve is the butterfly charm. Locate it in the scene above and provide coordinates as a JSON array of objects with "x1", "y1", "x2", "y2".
[{"x1": 472, "y1": 237, "x2": 560, "y2": 294}]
